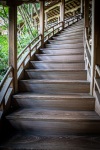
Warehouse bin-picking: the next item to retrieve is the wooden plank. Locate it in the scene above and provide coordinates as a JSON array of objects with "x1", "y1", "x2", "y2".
[
  {"x1": 19, "y1": 79, "x2": 90, "y2": 94},
  {"x1": 40, "y1": 1, "x2": 44, "y2": 47},
  {"x1": 1, "y1": 134, "x2": 100, "y2": 150},
  {"x1": 84, "y1": 0, "x2": 89, "y2": 28},
  {"x1": 0, "y1": 78, "x2": 12, "y2": 104},
  {"x1": 9, "y1": 5, "x2": 18, "y2": 93},
  {"x1": 60, "y1": 0, "x2": 65, "y2": 29},
  {"x1": 91, "y1": 0, "x2": 100, "y2": 94}
]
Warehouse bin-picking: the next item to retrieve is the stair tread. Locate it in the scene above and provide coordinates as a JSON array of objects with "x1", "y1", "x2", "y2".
[
  {"x1": 13, "y1": 93, "x2": 94, "y2": 99},
  {"x1": 7, "y1": 109, "x2": 100, "y2": 121},
  {"x1": 36, "y1": 54, "x2": 84, "y2": 56},
  {"x1": 20, "y1": 79, "x2": 90, "y2": 84},
  {"x1": 1, "y1": 134, "x2": 100, "y2": 150},
  {"x1": 30, "y1": 61, "x2": 85, "y2": 63},
  {"x1": 25, "y1": 69, "x2": 86, "y2": 72}
]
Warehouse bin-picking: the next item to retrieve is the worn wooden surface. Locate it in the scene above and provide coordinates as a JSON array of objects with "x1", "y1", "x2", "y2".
[{"x1": 1, "y1": 134, "x2": 100, "y2": 150}]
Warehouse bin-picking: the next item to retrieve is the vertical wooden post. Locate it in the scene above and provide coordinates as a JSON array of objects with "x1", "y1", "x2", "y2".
[
  {"x1": 40, "y1": 0, "x2": 44, "y2": 47},
  {"x1": 60, "y1": 0, "x2": 65, "y2": 29},
  {"x1": 84, "y1": 0, "x2": 89, "y2": 28},
  {"x1": 9, "y1": 5, "x2": 18, "y2": 93},
  {"x1": 45, "y1": 12, "x2": 48, "y2": 29},
  {"x1": 81, "y1": 0, "x2": 84, "y2": 14},
  {"x1": 91, "y1": 0, "x2": 100, "y2": 94}
]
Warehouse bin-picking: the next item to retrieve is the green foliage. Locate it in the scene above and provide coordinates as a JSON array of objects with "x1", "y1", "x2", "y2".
[
  {"x1": 0, "y1": 4, "x2": 39, "y2": 81},
  {"x1": 0, "y1": 35, "x2": 8, "y2": 80}
]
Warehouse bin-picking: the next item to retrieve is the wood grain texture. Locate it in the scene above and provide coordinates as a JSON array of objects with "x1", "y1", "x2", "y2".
[
  {"x1": 30, "y1": 61, "x2": 85, "y2": 69},
  {"x1": 19, "y1": 80, "x2": 90, "y2": 93},
  {"x1": 13, "y1": 93, "x2": 95, "y2": 110},
  {"x1": 1, "y1": 134, "x2": 100, "y2": 150}
]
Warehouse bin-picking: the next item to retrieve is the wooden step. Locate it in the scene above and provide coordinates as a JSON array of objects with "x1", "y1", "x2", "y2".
[
  {"x1": 13, "y1": 93, "x2": 95, "y2": 111},
  {"x1": 19, "y1": 80, "x2": 90, "y2": 94},
  {"x1": 65, "y1": 26, "x2": 83, "y2": 32},
  {"x1": 48, "y1": 39, "x2": 83, "y2": 44},
  {"x1": 1, "y1": 134, "x2": 100, "y2": 150},
  {"x1": 57, "y1": 32, "x2": 83, "y2": 38},
  {"x1": 6, "y1": 109, "x2": 100, "y2": 135},
  {"x1": 35, "y1": 54, "x2": 84, "y2": 62},
  {"x1": 46, "y1": 43, "x2": 83, "y2": 49},
  {"x1": 40, "y1": 48, "x2": 84, "y2": 55},
  {"x1": 62, "y1": 28, "x2": 83, "y2": 34},
  {"x1": 58, "y1": 31, "x2": 83, "y2": 36},
  {"x1": 30, "y1": 61, "x2": 85, "y2": 69},
  {"x1": 53, "y1": 35, "x2": 83, "y2": 40},
  {"x1": 25, "y1": 69, "x2": 87, "y2": 80}
]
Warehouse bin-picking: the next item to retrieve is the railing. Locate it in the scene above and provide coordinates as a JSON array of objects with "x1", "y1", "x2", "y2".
[
  {"x1": 0, "y1": 66, "x2": 13, "y2": 112},
  {"x1": 94, "y1": 65, "x2": 100, "y2": 93},
  {"x1": 84, "y1": 27, "x2": 91, "y2": 81},
  {"x1": 94, "y1": 65, "x2": 100, "y2": 115},
  {"x1": 0, "y1": 13, "x2": 82, "y2": 115}
]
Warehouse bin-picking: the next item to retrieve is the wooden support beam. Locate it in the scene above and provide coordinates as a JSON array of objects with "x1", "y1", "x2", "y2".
[
  {"x1": 9, "y1": 5, "x2": 18, "y2": 93},
  {"x1": 40, "y1": 0, "x2": 44, "y2": 47},
  {"x1": 45, "y1": 12, "x2": 48, "y2": 29},
  {"x1": 60, "y1": 0, "x2": 65, "y2": 29},
  {"x1": 84, "y1": 0, "x2": 89, "y2": 28},
  {"x1": 91, "y1": 0, "x2": 100, "y2": 94},
  {"x1": 80, "y1": 0, "x2": 84, "y2": 14}
]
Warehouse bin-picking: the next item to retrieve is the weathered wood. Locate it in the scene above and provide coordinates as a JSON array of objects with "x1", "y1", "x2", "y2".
[
  {"x1": 91, "y1": 0, "x2": 100, "y2": 94},
  {"x1": 60, "y1": 0, "x2": 65, "y2": 29},
  {"x1": 81, "y1": 0, "x2": 84, "y2": 14},
  {"x1": 84, "y1": 0, "x2": 89, "y2": 28},
  {"x1": 19, "y1": 80, "x2": 90, "y2": 94},
  {"x1": 30, "y1": 61, "x2": 85, "y2": 70},
  {"x1": 1, "y1": 134, "x2": 100, "y2": 150},
  {"x1": 9, "y1": 5, "x2": 18, "y2": 93},
  {"x1": 6, "y1": 109, "x2": 100, "y2": 135},
  {"x1": 13, "y1": 93, "x2": 95, "y2": 111},
  {"x1": 36, "y1": 54, "x2": 84, "y2": 62},
  {"x1": 25, "y1": 69, "x2": 87, "y2": 80},
  {"x1": 40, "y1": 1, "x2": 44, "y2": 47}
]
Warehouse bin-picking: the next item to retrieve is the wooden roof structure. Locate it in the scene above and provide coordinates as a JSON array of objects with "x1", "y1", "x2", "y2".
[{"x1": 0, "y1": 0, "x2": 81, "y2": 25}]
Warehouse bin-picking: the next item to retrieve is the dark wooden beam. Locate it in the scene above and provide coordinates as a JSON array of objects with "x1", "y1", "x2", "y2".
[
  {"x1": 60, "y1": 0, "x2": 65, "y2": 29},
  {"x1": 40, "y1": 0, "x2": 44, "y2": 47},
  {"x1": 84, "y1": 0, "x2": 89, "y2": 28},
  {"x1": 91, "y1": 0, "x2": 100, "y2": 94},
  {"x1": 9, "y1": 5, "x2": 18, "y2": 93}
]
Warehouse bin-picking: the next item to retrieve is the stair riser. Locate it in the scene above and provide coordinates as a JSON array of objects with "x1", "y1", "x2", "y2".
[
  {"x1": 30, "y1": 62, "x2": 85, "y2": 69},
  {"x1": 36, "y1": 55, "x2": 84, "y2": 62},
  {"x1": 25, "y1": 71, "x2": 87, "y2": 80},
  {"x1": 8, "y1": 120, "x2": 100, "y2": 135},
  {"x1": 58, "y1": 31, "x2": 83, "y2": 36},
  {"x1": 57, "y1": 33, "x2": 83, "y2": 37},
  {"x1": 19, "y1": 82, "x2": 90, "y2": 93},
  {"x1": 14, "y1": 98, "x2": 95, "y2": 111},
  {"x1": 49, "y1": 40, "x2": 83, "y2": 44},
  {"x1": 46, "y1": 44, "x2": 83, "y2": 49},
  {"x1": 53, "y1": 36, "x2": 83, "y2": 40},
  {"x1": 62, "y1": 29, "x2": 83, "y2": 34},
  {"x1": 40, "y1": 49, "x2": 84, "y2": 55}
]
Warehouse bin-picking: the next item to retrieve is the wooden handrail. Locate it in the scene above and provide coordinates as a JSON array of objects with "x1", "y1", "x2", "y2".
[
  {"x1": 85, "y1": 28, "x2": 91, "y2": 55},
  {"x1": 95, "y1": 65, "x2": 100, "y2": 77},
  {"x1": 0, "y1": 66, "x2": 13, "y2": 90}
]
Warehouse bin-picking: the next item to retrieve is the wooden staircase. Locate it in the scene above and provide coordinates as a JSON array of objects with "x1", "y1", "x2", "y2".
[{"x1": 1, "y1": 19, "x2": 100, "y2": 149}]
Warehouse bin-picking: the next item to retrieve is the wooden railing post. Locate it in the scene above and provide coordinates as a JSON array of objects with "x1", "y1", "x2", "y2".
[
  {"x1": 81, "y1": 0, "x2": 84, "y2": 15},
  {"x1": 60, "y1": 0, "x2": 65, "y2": 29},
  {"x1": 91, "y1": 0, "x2": 100, "y2": 95},
  {"x1": 9, "y1": 5, "x2": 18, "y2": 93},
  {"x1": 84, "y1": 0, "x2": 89, "y2": 28},
  {"x1": 40, "y1": 0, "x2": 44, "y2": 48},
  {"x1": 45, "y1": 12, "x2": 48, "y2": 29}
]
